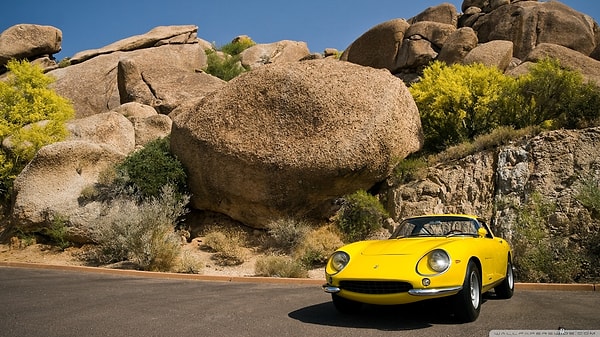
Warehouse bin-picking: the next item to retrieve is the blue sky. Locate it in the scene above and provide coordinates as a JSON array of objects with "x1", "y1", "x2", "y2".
[{"x1": 2, "y1": 0, "x2": 600, "y2": 60}]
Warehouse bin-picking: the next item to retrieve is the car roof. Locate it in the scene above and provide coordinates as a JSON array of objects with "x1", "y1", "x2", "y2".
[{"x1": 403, "y1": 214, "x2": 482, "y2": 221}]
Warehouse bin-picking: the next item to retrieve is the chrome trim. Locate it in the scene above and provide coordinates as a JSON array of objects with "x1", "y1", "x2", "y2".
[
  {"x1": 408, "y1": 286, "x2": 462, "y2": 296},
  {"x1": 322, "y1": 285, "x2": 341, "y2": 293}
]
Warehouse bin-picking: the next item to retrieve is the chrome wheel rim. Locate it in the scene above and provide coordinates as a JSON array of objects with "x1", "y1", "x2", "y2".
[
  {"x1": 507, "y1": 264, "x2": 514, "y2": 289},
  {"x1": 469, "y1": 272, "x2": 480, "y2": 308}
]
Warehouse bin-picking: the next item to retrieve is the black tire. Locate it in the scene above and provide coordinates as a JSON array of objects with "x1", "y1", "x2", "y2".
[
  {"x1": 452, "y1": 260, "x2": 482, "y2": 323},
  {"x1": 494, "y1": 258, "x2": 515, "y2": 299},
  {"x1": 331, "y1": 293, "x2": 362, "y2": 314}
]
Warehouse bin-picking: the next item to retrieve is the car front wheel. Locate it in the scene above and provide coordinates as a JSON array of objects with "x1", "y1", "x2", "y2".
[
  {"x1": 452, "y1": 260, "x2": 481, "y2": 322},
  {"x1": 494, "y1": 259, "x2": 515, "y2": 299},
  {"x1": 331, "y1": 293, "x2": 362, "y2": 314}
]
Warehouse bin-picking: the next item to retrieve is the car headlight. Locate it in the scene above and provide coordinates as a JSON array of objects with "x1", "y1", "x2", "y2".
[
  {"x1": 330, "y1": 251, "x2": 350, "y2": 273},
  {"x1": 428, "y1": 249, "x2": 450, "y2": 273}
]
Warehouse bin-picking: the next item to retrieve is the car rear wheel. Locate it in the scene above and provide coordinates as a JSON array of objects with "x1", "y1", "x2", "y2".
[
  {"x1": 494, "y1": 259, "x2": 514, "y2": 299},
  {"x1": 331, "y1": 293, "x2": 362, "y2": 314},
  {"x1": 452, "y1": 260, "x2": 481, "y2": 322}
]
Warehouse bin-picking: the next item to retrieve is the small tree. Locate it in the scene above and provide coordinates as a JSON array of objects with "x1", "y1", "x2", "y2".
[
  {"x1": 203, "y1": 37, "x2": 255, "y2": 81},
  {"x1": 0, "y1": 60, "x2": 74, "y2": 202}
]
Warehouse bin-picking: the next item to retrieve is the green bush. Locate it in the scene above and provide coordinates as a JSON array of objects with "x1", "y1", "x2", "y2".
[
  {"x1": 335, "y1": 190, "x2": 389, "y2": 243},
  {"x1": 410, "y1": 61, "x2": 512, "y2": 152},
  {"x1": 0, "y1": 60, "x2": 74, "y2": 202},
  {"x1": 204, "y1": 51, "x2": 247, "y2": 81},
  {"x1": 115, "y1": 137, "x2": 188, "y2": 199},
  {"x1": 203, "y1": 38, "x2": 255, "y2": 81},
  {"x1": 498, "y1": 58, "x2": 600, "y2": 130},
  {"x1": 89, "y1": 185, "x2": 189, "y2": 272}
]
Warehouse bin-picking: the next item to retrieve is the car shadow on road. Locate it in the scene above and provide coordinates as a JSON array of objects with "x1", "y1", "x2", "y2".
[{"x1": 288, "y1": 298, "x2": 465, "y2": 331}]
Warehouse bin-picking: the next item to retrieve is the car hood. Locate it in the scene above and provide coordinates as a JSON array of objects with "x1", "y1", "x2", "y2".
[{"x1": 359, "y1": 238, "x2": 456, "y2": 256}]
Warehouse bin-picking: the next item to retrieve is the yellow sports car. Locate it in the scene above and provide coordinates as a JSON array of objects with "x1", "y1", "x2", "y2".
[{"x1": 323, "y1": 214, "x2": 514, "y2": 322}]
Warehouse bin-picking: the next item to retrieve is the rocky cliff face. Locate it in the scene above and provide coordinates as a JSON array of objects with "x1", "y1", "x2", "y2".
[
  {"x1": 386, "y1": 128, "x2": 600, "y2": 232},
  {"x1": 382, "y1": 127, "x2": 600, "y2": 280}
]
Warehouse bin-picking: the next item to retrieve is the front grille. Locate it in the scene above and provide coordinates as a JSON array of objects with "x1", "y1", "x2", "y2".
[{"x1": 339, "y1": 280, "x2": 413, "y2": 295}]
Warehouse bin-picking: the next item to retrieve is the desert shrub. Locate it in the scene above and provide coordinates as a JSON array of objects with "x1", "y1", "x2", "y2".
[
  {"x1": 57, "y1": 58, "x2": 71, "y2": 68},
  {"x1": 204, "y1": 50, "x2": 247, "y2": 81},
  {"x1": 265, "y1": 217, "x2": 310, "y2": 251},
  {"x1": 410, "y1": 61, "x2": 512, "y2": 152},
  {"x1": 220, "y1": 36, "x2": 256, "y2": 56},
  {"x1": 202, "y1": 229, "x2": 247, "y2": 266},
  {"x1": 43, "y1": 213, "x2": 71, "y2": 251},
  {"x1": 393, "y1": 156, "x2": 429, "y2": 184},
  {"x1": 576, "y1": 174, "x2": 600, "y2": 217},
  {"x1": 511, "y1": 193, "x2": 582, "y2": 283},
  {"x1": 203, "y1": 38, "x2": 254, "y2": 81},
  {"x1": 336, "y1": 190, "x2": 389, "y2": 243},
  {"x1": 254, "y1": 255, "x2": 308, "y2": 278},
  {"x1": 293, "y1": 226, "x2": 344, "y2": 268},
  {"x1": 90, "y1": 185, "x2": 189, "y2": 272},
  {"x1": 562, "y1": 81, "x2": 600, "y2": 129},
  {"x1": 498, "y1": 58, "x2": 600, "y2": 129},
  {"x1": 432, "y1": 126, "x2": 541, "y2": 164},
  {"x1": 177, "y1": 251, "x2": 204, "y2": 274},
  {"x1": 0, "y1": 60, "x2": 74, "y2": 202},
  {"x1": 114, "y1": 137, "x2": 188, "y2": 199}
]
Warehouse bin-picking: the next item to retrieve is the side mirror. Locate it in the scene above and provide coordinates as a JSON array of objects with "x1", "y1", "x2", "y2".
[{"x1": 478, "y1": 227, "x2": 488, "y2": 238}]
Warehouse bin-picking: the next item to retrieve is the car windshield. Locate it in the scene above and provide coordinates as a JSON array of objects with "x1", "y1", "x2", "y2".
[{"x1": 390, "y1": 216, "x2": 480, "y2": 238}]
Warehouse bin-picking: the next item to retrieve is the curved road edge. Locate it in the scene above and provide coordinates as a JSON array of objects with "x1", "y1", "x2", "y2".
[{"x1": 0, "y1": 261, "x2": 597, "y2": 291}]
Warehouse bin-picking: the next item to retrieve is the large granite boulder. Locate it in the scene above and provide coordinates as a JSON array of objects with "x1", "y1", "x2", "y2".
[
  {"x1": 463, "y1": 40, "x2": 514, "y2": 71},
  {"x1": 171, "y1": 59, "x2": 423, "y2": 228},
  {"x1": 49, "y1": 43, "x2": 208, "y2": 118},
  {"x1": 11, "y1": 141, "x2": 126, "y2": 240},
  {"x1": 240, "y1": 40, "x2": 311, "y2": 70},
  {"x1": 66, "y1": 111, "x2": 136, "y2": 155},
  {"x1": 340, "y1": 19, "x2": 410, "y2": 72},
  {"x1": 469, "y1": 1, "x2": 598, "y2": 59},
  {"x1": 70, "y1": 25, "x2": 199, "y2": 63},
  {"x1": 396, "y1": 21, "x2": 457, "y2": 71},
  {"x1": 409, "y1": 3, "x2": 459, "y2": 26},
  {"x1": 0, "y1": 24, "x2": 62, "y2": 67},
  {"x1": 437, "y1": 27, "x2": 479, "y2": 65},
  {"x1": 117, "y1": 54, "x2": 224, "y2": 115},
  {"x1": 112, "y1": 102, "x2": 172, "y2": 148}
]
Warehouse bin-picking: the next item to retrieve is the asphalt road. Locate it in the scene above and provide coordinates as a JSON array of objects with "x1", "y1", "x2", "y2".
[{"x1": 0, "y1": 266, "x2": 598, "y2": 337}]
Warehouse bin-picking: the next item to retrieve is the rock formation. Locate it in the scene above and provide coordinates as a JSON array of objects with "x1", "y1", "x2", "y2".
[
  {"x1": 2, "y1": 0, "x2": 600, "y2": 246},
  {"x1": 170, "y1": 59, "x2": 423, "y2": 227},
  {"x1": 0, "y1": 24, "x2": 62, "y2": 70},
  {"x1": 342, "y1": 1, "x2": 600, "y2": 85}
]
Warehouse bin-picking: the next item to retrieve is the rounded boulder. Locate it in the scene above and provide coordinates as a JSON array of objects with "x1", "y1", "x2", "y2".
[{"x1": 170, "y1": 59, "x2": 423, "y2": 228}]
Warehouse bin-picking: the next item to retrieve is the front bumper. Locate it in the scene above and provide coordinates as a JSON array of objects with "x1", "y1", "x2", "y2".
[
  {"x1": 407, "y1": 286, "x2": 462, "y2": 296},
  {"x1": 322, "y1": 283, "x2": 463, "y2": 305},
  {"x1": 322, "y1": 284, "x2": 461, "y2": 296}
]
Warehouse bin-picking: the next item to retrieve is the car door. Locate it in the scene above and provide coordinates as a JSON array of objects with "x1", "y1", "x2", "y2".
[{"x1": 479, "y1": 220, "x2": 510, "y2": 283}]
